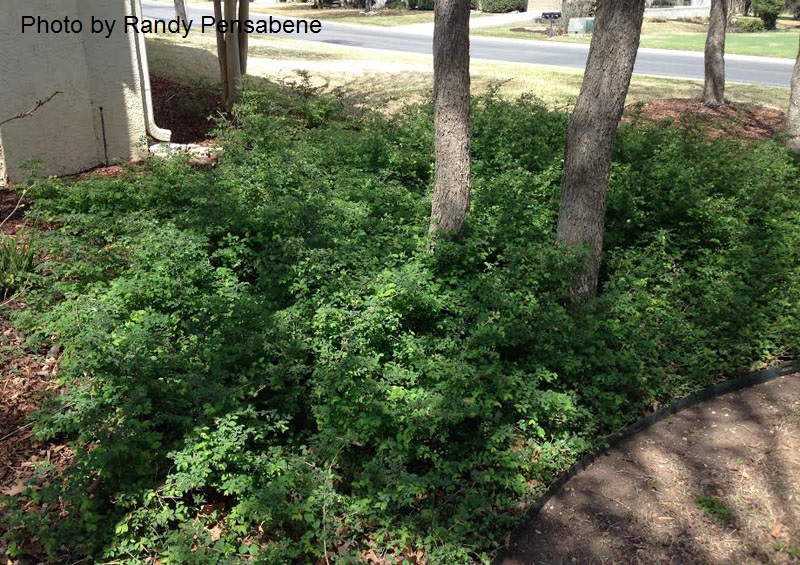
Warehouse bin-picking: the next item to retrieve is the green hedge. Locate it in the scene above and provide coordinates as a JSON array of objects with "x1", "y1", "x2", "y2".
[{"x1": 482, "y1": 0, "x2": 523, "y2": 12}]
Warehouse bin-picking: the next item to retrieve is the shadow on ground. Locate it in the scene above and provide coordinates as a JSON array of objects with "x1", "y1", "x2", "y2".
[{"x1": 498, "y1": 373, "x2": 800, "y2": 564}]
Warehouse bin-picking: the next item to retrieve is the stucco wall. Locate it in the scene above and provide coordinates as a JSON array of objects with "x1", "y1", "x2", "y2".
[{"x1": 0, "y1": 0, "x2": 151, "y2": 185}]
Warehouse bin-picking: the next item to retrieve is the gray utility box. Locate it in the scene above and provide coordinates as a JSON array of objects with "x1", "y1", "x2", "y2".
[{"x1": 568, "y1": 17, "x2": 594, "y2": 34}]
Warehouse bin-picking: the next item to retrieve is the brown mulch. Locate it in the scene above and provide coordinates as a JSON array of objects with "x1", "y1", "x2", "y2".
[
  {"x1": 500, "y1": 373, "x2": 800, "y2": 564},
  {"x1": 624, "y1": 98, "x2": 787, "y2": 142}
]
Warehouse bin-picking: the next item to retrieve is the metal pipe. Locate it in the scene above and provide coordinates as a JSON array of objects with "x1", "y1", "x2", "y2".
[{"x1": 131, "y1": 0, "x2": 171, "y2": 142}]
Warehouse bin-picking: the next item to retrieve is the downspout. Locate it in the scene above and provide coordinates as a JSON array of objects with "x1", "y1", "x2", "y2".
[{"x1": 131, "y1": 0, "x2": 171, "y2": 142}]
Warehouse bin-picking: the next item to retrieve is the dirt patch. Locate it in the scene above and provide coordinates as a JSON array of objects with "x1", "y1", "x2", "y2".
[
  {"x1": 500, "y1": 373, "x2": 800, "y2": 564},
  {"x1": 150, "y1": 74, "x2": 223, "y2": 143},
  {"x1": 624, "y1": 98, "x2": 787, "y2": 142}
]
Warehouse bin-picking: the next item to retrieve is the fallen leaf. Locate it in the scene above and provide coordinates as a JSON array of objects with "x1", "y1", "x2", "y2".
[
  {"x1": 3, "y1": 481, "x2": 27, "y2": 496},
  {"x1": 771, "y1": 520, "x2": 783, "y2": 539}
]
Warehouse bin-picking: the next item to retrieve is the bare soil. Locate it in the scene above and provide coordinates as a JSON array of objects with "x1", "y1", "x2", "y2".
[{"x1": 500, "y1": 372, "x2": 800, "y2": 564}]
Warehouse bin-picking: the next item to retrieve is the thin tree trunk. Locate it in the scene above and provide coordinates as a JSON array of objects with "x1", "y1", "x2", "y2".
[
  {"x1": 704, "y1": 0, "x2": 728, "y2": 106},
  {"x1": 787, "y1": 35, "x2": 800, "y2": 153},
  {"x1": 238, "y1": 0, "x2": 250, "y2": 75},
  {"x1": 213, "y1": 0, "x2": 229, "y2": 105},
  {"x1": 224, "y1": 0, "x2": 242, "y2": 108},
  {"x1": 556, "y1": 0, "x2": 646, "y2": 303},
  {"x1": 430, "y1": 0, "x2": 471, "y2": 233},
  {"x1": 173, "y1": 0, "x2": 188, "y2": 21}
]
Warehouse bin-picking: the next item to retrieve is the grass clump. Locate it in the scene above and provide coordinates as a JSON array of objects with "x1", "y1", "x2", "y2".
[
  {"x1": 695, "y1": 495, "x2": 735, "y2": 524},
  {"x1": 2, "y1": 81, "x2": 799, "y2": 562}
]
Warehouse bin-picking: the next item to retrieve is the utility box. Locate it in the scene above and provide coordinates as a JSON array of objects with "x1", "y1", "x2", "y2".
[
  {"x1": 0, "y1": 0, "x2": 169, "y2": 185},
  {"x1": 568, "y1": 16, "x2": 594, "y2": 34}
]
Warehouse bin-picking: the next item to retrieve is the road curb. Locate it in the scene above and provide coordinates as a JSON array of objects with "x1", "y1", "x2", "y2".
[{"x1": 495, "y1": 358, "x2": 800, "y2": 562}]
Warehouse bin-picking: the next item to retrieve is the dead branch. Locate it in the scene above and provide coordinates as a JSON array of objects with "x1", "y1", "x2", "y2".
[{"x1": 0, "y1": 91, "x2": 63, "y2": 127}]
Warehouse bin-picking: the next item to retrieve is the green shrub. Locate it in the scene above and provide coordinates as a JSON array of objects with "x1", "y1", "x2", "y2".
[
  {"x1": 415, "y1": 0, "x2": 434, "y2": 10},
  {"x1": 735, "y1": 16, "x2": 766, "y2": 32},
  {"x1": 3, "y1": 82, "x2": 800, "y2": 563},
  {"x1": 481, "y1": 0, "x2": 523, "y2": 13}
]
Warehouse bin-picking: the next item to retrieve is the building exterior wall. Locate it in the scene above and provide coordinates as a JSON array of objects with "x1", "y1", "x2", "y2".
[
  {"x1": 0, "y1": 0, "x2": 150, "y2": 185},
  {"x1": 645, "y1": 6, "x2": 711, "y2": 18},
  {"x1": 527, "y1": 0, "x2": 561, "y2": 12}
]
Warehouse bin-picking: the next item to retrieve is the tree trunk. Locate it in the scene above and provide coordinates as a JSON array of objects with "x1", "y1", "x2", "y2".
[
  {"x1": 556, "y1": 0, "x2": 646, "y2": 303},
  {"x1": 173, "y1": 0, "x2": 188, "y2": 21},
  {"x1": 704, "y1": 0, "x2": 728, "y2": 106},
  {"x1": 238, "y1": 0, "x2": 250, "y2": 76},
  {"x1": 223, "y1": 0, "x2": 242, "y2": 108},
  {"x1": 213, "y1": 0, "x2": 229, "y2": 104},
  {"x1": 787, "y1": 36, "x2": 800, "y2": 153},
  {"x1": 430, "y1": 0, "x2": 471, "y2": 233}
]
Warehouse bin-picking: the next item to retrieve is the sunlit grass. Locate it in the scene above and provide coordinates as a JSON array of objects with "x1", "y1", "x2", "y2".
[{"x1": 145, "y1": 32, "x2": 790, "y2": 110}]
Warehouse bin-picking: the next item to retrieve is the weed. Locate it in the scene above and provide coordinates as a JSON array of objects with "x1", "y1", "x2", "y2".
[{"x1": 695, "y1": 496, "x2": 735, "y2": 524}]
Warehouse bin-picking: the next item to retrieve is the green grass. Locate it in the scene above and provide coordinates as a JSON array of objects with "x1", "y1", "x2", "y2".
[
  {"x1": 695, "y1": 496, "x2": 735, "y2": 524},
  {"x1": 474, "y1": 21, "x2": 800, "y2": 59},
  {"x1": 642, "y1": 31, "x2": 799, "y2": 58},
  {"x1": 145, "y1": 33, "x2": 791, "y2": 110}
]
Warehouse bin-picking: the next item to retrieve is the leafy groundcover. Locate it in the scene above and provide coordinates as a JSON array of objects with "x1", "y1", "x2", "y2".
[{"x1": 3, "y1": 82, "x2": 799, "y2": 562}]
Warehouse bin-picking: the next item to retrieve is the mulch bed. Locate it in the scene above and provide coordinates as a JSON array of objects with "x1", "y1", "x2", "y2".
[{"x1": 624, "y1": 98, "x2": 787, "y2": 142}]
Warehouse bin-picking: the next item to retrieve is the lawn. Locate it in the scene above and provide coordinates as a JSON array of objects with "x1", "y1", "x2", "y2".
[
  {"x1": 474, "y1": 17, "x2": 800, "y2": 59},
  {"x1": 145, "y1": 32, "x2": 791, "y2": 109}
]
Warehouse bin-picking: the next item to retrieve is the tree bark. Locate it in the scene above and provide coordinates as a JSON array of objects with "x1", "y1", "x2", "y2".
[
  {"x1": 556, "y1": 0, "x2": 646, "y2": 303},
  {"x1": 238, "y1": 0, "x2": 250, "y2": 75},
  {"x1": 223, "y1": 0, "x2": 242, "y2": 108},
  {"x1": 173, "y1": 0, "x2": 188, "y2": 21},
  {"x1": 787, "y1": 35, "x2": 800, "y2": 153},
  {"x1": 212, "y1": 0, "x2": 229, "y2": 104},
  {"x1": 704, "y1": 0, "x2": 728, "y2": 106},
  {"x1": 430, "y1": 0, "x2": 471, "y2": 233}
]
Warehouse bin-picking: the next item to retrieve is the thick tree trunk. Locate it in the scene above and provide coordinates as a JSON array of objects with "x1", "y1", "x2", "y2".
[
  {"x1": 556, "y1": 0, "x2": 646, "y2": 303},
  {"x1": 787, "y1": 36, "x2": 800, "y2": 153},
  {"x1": 430, "y1": 0, "x2": 471, "y2": 233},
  {"x1": 238, "y1": 0, "x2": 250, "y2": 75},
  {"x1": 173, "y1": 0, "x2": 188, "y2": 21},
  {"x1": 704, "y1": 0, "x2": 728, "y2": 106}
]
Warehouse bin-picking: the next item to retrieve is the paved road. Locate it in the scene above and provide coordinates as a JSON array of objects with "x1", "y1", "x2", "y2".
[{"x1": 141, "y1": 2, "x2": 794, "y2": 86}]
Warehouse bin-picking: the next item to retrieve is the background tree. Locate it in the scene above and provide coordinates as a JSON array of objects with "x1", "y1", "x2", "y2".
[
  {"x1": 787, "y1": 35, "x2": 800, "y2": 153},
  {"x1": 212, "y1": 0, "x2": 250, "y2": 108},
  {"x1": 704, "y1": 0, "x2": 728, "y2": 106},
  {"x1": 555, "y1": 0, "x2": 647, "y2": 303},
  {"x1": 752, "y1": 0, "x2": 784, "y2": 30},
  {"x1": 173, "y1": 0, "x2": 188, "y2": 21},
  {"x1": 429, "y1": 0, "x2": 471, "y2": 233}
]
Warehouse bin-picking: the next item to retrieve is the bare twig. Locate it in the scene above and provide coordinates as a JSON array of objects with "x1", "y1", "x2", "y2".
[
  {"x1": 0, "y1": 91, "x2": 63, "y2": 127},
  {"x1": 0, "y1": 187, "x2": 28, "y2": 231}
]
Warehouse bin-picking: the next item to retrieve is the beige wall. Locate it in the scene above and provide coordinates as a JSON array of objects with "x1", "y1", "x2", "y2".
[
  {"x1": 527, "y1": 0, "x2": 561, "y2": 11},
  {"x1": 0, "y1": 0, "x2": 151, "y2": 185}
]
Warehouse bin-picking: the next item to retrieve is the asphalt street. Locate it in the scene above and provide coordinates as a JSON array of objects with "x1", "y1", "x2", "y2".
[{"x1": 141, "y1": 2, "x2": 795, "y2": 87}]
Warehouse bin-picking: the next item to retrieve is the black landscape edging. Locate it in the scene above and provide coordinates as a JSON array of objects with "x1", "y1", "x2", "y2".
[{"x1": 495, "y1": 359, "x2": 800, "y2": 561}]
